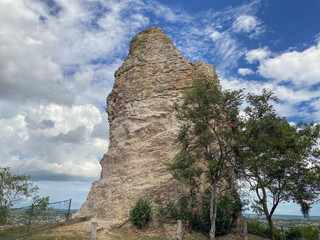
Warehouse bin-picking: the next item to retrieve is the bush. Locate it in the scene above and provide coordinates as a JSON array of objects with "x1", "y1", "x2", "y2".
[
  {"x1": 155, "y1": 188, "x2": 243, "y2": 236},
  {"x1": 130, "y1": 198, "x2": 152, "y2": 228},
  {"x1": 286, "y1": 228, "x2": 302, "y2": 240},
  {"x1": 286, "y1": 225, "x2": 317, "y2": 240},
  {"x1": 247, "y1": 220, "x2": 281, "y2": 240}
]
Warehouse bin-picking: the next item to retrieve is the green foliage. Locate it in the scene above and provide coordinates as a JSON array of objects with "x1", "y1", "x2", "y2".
[
  {"x1": 168, "y1": 76, "x2": 244, "y2": 239},
  {"x1": 286, "y1": 225, "x2": 317, "y2": 240},
  {"x1": 24, "y1": 196, "x2": 50, "y2": 219},
  {"x1": 285, "y1": 228, "x2": 302, "y2": 240},
  {"x1": 155, "y1": 196, "x2": 188, "y2": 224},
  {"x1": 0, "y1": 167, "x2": 38, "y2": 225},
  {"x1": 130, "y1": 198, "x2": 152, "y2": 229},
  {"x1": 0, "y1": 206, "x2": 8, "y2": 225},
  {"x1": 155, "y1": 189, "x2": 243, "y2": 236},
  {"x1": 247, "y1": 221, "x2": 282, "y2": 240},
  {"x1": 168, "y1": 76, "x2": 244, "y2": 187},
  {"x1": 238, "y1": 89, "x2": 320, "y2": 239}
]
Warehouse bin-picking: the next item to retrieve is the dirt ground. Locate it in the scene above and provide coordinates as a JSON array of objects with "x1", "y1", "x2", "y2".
[{"x1": 23, "y1": 218, "x2": 269, "y2": 240}]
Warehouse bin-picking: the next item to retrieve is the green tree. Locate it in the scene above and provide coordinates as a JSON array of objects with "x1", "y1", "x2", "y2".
[
  {"x1": 167, "y1": 76, "x2": 243, "y2": 240},
  {"x1": 239, "y1": 90, "x2": 320, "y2": 240},
  {"x1": 0, "y1": 167, "x2": 38, "y2": 224}
]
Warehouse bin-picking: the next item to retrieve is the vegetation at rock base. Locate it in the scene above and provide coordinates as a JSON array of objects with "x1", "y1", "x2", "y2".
[
  {"x1": 155, "y1": 187, "x2": 242, "y2": 236},
  {"x1": 130, "y1": 198, "x2": 152, "y2": 228},
  {"x1": 0, "y1": 167, "x2": 39, "y2": 225},
  {"x1": 237, "y1": 90, "x2": 320, "y2": 240},
  {"x1": 167, "y1": 75, "x2": 244, "y2": 239}
]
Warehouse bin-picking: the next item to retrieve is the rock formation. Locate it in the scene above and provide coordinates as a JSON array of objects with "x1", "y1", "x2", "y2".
[{"x1": 78, "y1": 26, "x2": 219, "y2": 221}]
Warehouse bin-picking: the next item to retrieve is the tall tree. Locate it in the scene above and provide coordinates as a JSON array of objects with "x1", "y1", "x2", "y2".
[
  {"x1": 167, "y1": 76, "x2": 243, "y2": 240},
  {"x1": 239, "y1": 90, "x2": 320, "y2": 240}
]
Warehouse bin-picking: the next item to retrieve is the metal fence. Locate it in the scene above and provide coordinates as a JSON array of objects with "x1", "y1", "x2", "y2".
[{"x1": 0, "y1": 199, "x2": 72, "y2": 240}]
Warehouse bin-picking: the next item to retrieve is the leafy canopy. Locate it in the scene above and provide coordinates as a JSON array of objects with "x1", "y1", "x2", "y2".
[
  {"x1": 238, "y1": 90, "x2": 320, "y2": 239},
  {"x1": 167, "y1": 76, "x2": 244, "y2": 240},
  {"x1": 0, "y1": 167, "x2": 38, "y2": 210}
]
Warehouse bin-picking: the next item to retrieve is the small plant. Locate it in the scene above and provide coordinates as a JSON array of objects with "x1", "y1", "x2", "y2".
[{"x1": 130, "y1": 198, "x2": 151, "y2": 228}]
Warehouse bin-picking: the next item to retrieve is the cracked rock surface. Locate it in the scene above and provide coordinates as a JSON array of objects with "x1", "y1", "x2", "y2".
[{"x1": 78, "y1": 26, "x2": 219, "y2": 221}]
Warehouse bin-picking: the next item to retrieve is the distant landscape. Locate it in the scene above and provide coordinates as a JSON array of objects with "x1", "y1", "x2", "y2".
[{"x1": 244, "y1": 213, "x2": 320, "y2": 229}]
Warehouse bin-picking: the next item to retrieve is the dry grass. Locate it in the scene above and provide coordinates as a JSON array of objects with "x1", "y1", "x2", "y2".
[{"x1": 20, "y1": 219, "x2": 269, "y2": 240}]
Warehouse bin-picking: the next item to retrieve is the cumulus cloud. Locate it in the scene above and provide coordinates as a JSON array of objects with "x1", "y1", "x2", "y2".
[
  {"x1": 258, "y1": 42, "x2": 320, "y2": 86},
  {"x1": 0, "y1": 104, "x2": 107, "y2": 181},
  {"x1": 238, "y1": 68, "x2": 254, "y2": 76},
  {"x1": 246, "y1": 47, "x2": 271, "y2": 63},
  {"x1": 0, "y1": 0, "x2": 203, "y2": 186},
  {"x1": 220, "y1": 75, "x2": 319, "y2": 120},
  {"x1": 0, "y1": 0, "x2": 73, "y2": 104}
]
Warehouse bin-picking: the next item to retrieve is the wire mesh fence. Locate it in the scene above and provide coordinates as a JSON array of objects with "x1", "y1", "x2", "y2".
[{"x1": 0, "y1": 199, "x2": 72, "y2": 239}]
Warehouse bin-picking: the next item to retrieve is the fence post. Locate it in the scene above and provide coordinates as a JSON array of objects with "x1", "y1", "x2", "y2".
[
  {"x1": 317, "y1": 229, "x2": 320, "y2": 240},
  {"x1": 176, "y1": 219, "x2": 182, "y2": 240},
  {"x1": 90, "y1": 222, "x2": 98, "y2": 240},
  {"x1": 243, "y1": 221, "x2": 248, "y2": 240},
  {"x1": 27, "y1": 204, "x2": 34, "y2": 233},
  {"x1": 66, "y1": 198, "x2": 72, "y2": 221}
]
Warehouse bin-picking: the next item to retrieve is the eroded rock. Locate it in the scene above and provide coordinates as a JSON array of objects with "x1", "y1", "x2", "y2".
[{"x1": 78, "y1": 27, "x2": 219, "y2": 221}]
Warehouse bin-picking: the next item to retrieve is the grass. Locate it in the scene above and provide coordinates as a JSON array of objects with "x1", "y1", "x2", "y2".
[
  {"x1": 105, "y1": 228, "x2": 209, "y2": 240},
  {"x1": 0, "y1": 223, "x2": 51, "y2": 240},
  {"x1": 23, "y1": 229, "x2": 89, "y2": 240},
  {"x1": 0, "y1": 220, "x2": 270, "y2": 240}
]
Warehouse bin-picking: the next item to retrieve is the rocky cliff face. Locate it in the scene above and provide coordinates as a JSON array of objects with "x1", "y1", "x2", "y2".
[{"x1": 78, "y1": 27, "x2": 220, "y2": 221}]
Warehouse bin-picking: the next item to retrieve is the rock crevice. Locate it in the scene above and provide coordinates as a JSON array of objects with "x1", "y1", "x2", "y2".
[{"x1": 78, "y1": 26, "x2": 219, "y2": 221}]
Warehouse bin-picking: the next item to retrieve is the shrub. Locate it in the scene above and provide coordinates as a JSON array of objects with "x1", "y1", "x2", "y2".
[
  {"x1": 247, "y1": 220, "x2": 281, "y2": 240},
  {"x1": 130, "y1": 198, "x2": 152, "y2": 228},
  {"x1": 286, "y1": 228, "x2": 302, "y2": 240},
  {"x1": 247, "y1": 220, "x2": 266, "y2": 236},
  {"x1": 154, "y1": 188, "x2": 243, "y2": 236},
  {"x1": 286, "y1": 225, "x2": 317, "y2": 240}
]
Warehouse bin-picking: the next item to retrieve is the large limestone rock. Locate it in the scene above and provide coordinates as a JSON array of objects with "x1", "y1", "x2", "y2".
[{"x1": 78, "y1": 26, "x2": 219, "y2": 221}]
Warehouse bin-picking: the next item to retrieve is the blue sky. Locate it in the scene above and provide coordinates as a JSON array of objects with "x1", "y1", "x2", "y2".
[{"x1": 0, "y1": 0, "x2": 320, "y2": 215}]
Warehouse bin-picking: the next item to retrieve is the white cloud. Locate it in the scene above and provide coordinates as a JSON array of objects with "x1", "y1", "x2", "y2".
[
  {"x1": 210, "y1": 31, "x2": 222, "y2": 41},
  {"x1": 238, "y1": 68, "x2": 254, "y2": 76},
  {"x1": 206, "y1": 31, "x2": 245, "y2": 70},
  {"x1": 0, "y1": 104, "x2": 108, "y2": 181},
  {"x1": 219, "y1": 75, "x2": 320, "y2": 119},
  {"x1": 0, "y1": 0, "x2": 201, "y2": 186},
  {"x1": 258, "y1": 42, "x2": 320, "y2": 86},
  {"x1": 246, "y1": 47, "x2": 271, "y2": 63},
  {"x1": 148, "y1": 0, "x2": 192, "y2": 23},
  {"x1": 0, "y1": 0, "x2": 73, "y2": 104},
  {"x1": 233, "y1": 15, "x2": 258, "y2": 33}
]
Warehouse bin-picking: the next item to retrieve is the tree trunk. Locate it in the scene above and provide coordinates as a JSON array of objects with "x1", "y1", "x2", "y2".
[
  {"x1": 209, "y1": 181, "x2": 218, "y2": 240},
  {"x1": 259, "y1": 188, "x2": 275, "y2": 240},
  {"x1": 267, "y1": 216, "x2": 275, "y2": 240},
  {"x1": 261, "y1": 198, "x2": 275, "y2": 240}
]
